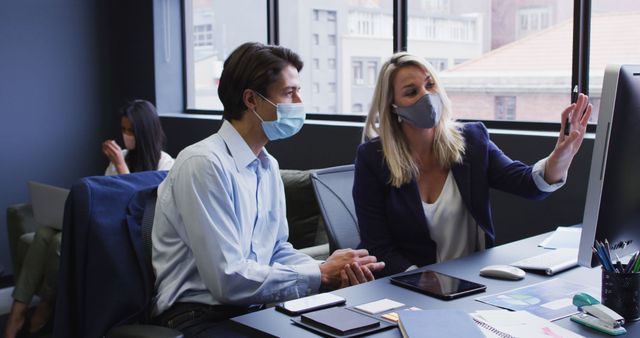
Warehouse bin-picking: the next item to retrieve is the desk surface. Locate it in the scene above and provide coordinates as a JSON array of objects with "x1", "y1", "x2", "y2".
[{"x1": 230, "y1": 233, "x2": 637, "y2": 337}]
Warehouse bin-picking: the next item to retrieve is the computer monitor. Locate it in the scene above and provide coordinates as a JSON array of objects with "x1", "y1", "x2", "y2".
[{"x1": 578, "y1": 64, "x2": 640, "y2": 267}]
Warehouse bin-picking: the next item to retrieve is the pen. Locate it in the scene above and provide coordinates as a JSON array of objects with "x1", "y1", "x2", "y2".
[
  {"x1": 593, "y1": 247, "x2": 609, "y2": 272},
  {"x1": 625, "y1": 252, "x2": 638, "y2": 273},
  {"x1": 594, "y1": 244, "x2": 613, "y2": 272},
  {"x1": 566, "y1": 85, "x2": 579, "y2": 136}
]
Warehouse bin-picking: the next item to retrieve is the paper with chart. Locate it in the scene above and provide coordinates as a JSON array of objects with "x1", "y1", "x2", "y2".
[{"x1": 475, "y1": 279, "x2": 599, "y2": 321}]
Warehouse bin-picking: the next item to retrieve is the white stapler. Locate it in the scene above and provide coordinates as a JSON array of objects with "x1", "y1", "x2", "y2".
[{"x1": 570, "y1": 292, "x2": 626, "y2": 335}]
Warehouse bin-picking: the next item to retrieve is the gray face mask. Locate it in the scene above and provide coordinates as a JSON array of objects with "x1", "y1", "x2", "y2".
[{"x1": 393, "y1": 93, "x2": 443, "y2": 129}]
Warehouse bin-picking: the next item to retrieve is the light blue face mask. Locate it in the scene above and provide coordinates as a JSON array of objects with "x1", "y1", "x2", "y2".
[
  {"x1": 393, "y1": 92, "x2": 443, "y2": 129},
  {"x1": 253, "y1": 92, "x2": 306, "y2": 141}
]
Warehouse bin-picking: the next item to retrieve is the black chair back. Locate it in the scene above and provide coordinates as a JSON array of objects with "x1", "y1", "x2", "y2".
[{"x1": 310, "y1": 165, "x2": 360, "y2": 252}]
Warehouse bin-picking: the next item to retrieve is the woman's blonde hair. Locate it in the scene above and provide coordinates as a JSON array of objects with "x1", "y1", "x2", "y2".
[{"x1": 362, "y1": 52, "x2": 465, "y2": 188}]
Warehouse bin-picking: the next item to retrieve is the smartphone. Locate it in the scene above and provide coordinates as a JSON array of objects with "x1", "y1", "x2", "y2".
[
  {"x1": 390, "y1": 270, "x2": 486, "y2": 300},
  {"x1": 275, "y1": 293, "x2": 346, "y2": 316}
]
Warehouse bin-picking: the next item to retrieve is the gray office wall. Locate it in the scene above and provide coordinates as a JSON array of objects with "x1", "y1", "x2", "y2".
[
  {"x1": 0, "y1": 1, "x2": 114, "y2": 275},
  {"x1": 162, "y1": 116, "x2": 594, "y2": 246}
]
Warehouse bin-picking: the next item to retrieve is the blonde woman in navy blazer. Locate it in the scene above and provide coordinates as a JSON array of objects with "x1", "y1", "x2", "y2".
[{"x1": 353, "y1": 52, "x2": 592, "y2": 277}]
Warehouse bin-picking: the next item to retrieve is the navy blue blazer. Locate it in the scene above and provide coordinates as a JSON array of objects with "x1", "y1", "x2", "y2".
[
  {"x1": 54, "y1": 171, "x2": 167, "y2": 338},
  {"x1": 353, "y1": 122, "x2": 551, "y2": 276}
]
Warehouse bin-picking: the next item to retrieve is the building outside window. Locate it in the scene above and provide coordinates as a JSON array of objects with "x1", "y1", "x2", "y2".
[{"x1": 184, "y1": 0, "x2": 266, "y2": 110}]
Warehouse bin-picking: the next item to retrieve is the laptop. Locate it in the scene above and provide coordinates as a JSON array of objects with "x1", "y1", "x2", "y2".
[{"x1": 28, "y1": 181, "x2": 70, "y2": 230}]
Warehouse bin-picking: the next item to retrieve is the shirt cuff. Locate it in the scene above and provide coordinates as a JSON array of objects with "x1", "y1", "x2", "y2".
[
  {"x1": 294, "y1": 262, "x2": 322, "y2": 296},
  {"x1": 532, "y1": 157, "x2": 566, "y2": 192}
]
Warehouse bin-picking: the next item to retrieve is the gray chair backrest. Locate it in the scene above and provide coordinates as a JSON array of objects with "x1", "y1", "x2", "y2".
[{"x1": 310, "y1": 164, "x2": 360, "y2": 252}]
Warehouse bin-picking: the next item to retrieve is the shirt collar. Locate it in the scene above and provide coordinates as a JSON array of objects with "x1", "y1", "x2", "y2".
[{"x1": 218, "y1": 120, "x2": 270, "y2": 171}]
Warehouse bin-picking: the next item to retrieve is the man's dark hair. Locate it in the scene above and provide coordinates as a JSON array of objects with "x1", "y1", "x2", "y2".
[{"x1": 218, "y1": 42, "x2": 303, "y2": 121}]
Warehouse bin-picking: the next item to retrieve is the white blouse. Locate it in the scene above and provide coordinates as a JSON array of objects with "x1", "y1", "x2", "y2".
[
  {"x1": 422, "y1": 171, "x2": 485, "y2": 263},
  {"x1": 105, "y1": 150, "x2": 175, "y2": 176}
]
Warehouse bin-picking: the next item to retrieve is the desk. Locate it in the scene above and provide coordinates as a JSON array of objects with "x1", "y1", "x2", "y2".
[{"x1": 231, "y1": 233, "x2": 638, "y2": 337}]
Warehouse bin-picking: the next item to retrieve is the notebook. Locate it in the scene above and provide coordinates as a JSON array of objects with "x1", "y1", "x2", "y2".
[
  {"x1": 299, "y1": 307, "x2": 380, "y2": 335},
  {"x1": 398, "y1": 309, "x2": 484, "y2": 338},
  {"x1": 510, "y1": 248, "x2": 578, "y2": 275},
  {"x1": 29, "y1": 181, "x2": 70, "y2": 230},
  {"x1": 471, "y1": 310, "x2": 585, "y2": 338}
]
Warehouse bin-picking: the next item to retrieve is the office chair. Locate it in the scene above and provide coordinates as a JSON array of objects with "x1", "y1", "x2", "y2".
[
  {"x1": 310, "y1": 164, "x2": 361, "y2": 253},
  {"x1": 54, "y1": 171, "x2": 182, "y2": 338}
]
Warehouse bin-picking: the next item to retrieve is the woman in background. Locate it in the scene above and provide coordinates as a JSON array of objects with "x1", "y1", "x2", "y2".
[
  {"x1": 5, "y1": 99, "x2": 174, "y2": 338},
  {"x1": 103, "y1": 99, "x2": 174, "y2": 175}
]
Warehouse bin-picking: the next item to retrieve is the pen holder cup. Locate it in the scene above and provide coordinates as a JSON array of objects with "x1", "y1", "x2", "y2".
[{"x1": 602, "y1": 266, "x2": 640, "y2": 322}]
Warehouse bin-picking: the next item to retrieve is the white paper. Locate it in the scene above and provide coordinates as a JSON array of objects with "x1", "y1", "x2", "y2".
[
  {"x1": 354, "y1": 298, "x2": 404, "y2": 314},
  {"x1": 538, "y1": 227, "x2": 582, "y2": 249}
]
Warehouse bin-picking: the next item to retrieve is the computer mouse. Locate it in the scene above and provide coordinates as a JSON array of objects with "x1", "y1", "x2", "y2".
[{"x1": 479, "y1": 265, "x2": 526, "y2": 280}]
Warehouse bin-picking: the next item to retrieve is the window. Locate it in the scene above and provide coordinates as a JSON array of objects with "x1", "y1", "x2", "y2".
[
  {"x1": 328, "y1": 82, "x2": 336, "y2": 93},
  {"x1": 426, "y1": 58, "x2": 447, "y2": 72},
  {"x1": 328, "y1": 58, "x2": 336, "y2": 70},
  {"x1": 193, "y1": 24, "x2": 213, "y2": 46},
  {"x1": 280, "y1": 0, "x2": 392, "y2": 115},
  {"x1": 366, "y1": 61, "x2": 378, "y2": 86},
  {"x1": 184, "y1": 0, "x2": 266, "y2": 110},
  {"x1": 409, "y1": 0, "x2": 571, "y2": 123},
  {"x1": 587, "y1": 0, "x2": 640, "y2": 122},
  {"x1": 495, "y1": 96, "x2": 516, "y2": 120},
  {"x1": 352, "y1": 61, "x2": 363, "y2": 85},
  {"x1": 352, "y1": 103, "x2": 364, "y2": 113},
  {"x1": 183, "y1": 0, "x2": 617, "y2": 127},
  {"x1": 453, "y1": 58, "x2": 468, "y2": 66},
  {"x1": 517, "y1": 7, "x2": 553, "y2": 39},
  {"x1": 328, "y1": 34, "x2": 336, "y2": 46}
]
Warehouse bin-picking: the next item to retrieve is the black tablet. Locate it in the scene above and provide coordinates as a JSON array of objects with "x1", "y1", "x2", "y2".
[{"x1": 390, "y1": 270, "x2": 486, "y2": 300}]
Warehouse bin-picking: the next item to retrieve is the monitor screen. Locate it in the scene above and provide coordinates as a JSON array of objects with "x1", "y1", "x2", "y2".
[{"x1": 578, "y1": 64, "x2": 640, "y2": 267}]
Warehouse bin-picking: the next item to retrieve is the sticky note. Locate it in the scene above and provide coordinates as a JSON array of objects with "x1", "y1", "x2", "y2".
[{"x1": 354, "y1": 298, "x2": 405, "y2": 314}]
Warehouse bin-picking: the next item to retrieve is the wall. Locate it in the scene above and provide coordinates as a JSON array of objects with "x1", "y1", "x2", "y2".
[
  {"x1": 0, "y1": 1, "x2": 114, "y2": 275},
  {"x1": 162, "y1": 115, "x2": 593, "y2": 246}
]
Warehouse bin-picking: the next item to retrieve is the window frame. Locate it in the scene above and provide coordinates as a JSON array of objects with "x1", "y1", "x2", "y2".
[{"x1": 182, "y1": 0, "x2": 596, "y2": 134}]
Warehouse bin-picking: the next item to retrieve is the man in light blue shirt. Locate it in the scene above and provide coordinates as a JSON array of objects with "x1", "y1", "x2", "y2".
[{"x1": 152, "y1": 42, "x2": 384, "y2": 337}]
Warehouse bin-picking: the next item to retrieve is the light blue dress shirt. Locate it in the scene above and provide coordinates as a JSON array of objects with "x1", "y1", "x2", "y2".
[{"x1": 152, "y1": 120, "x2": 321, "y2": 315}]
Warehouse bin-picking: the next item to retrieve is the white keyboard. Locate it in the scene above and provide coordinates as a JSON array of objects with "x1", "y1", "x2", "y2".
[{"x1": 511, "y1": 248, "x2": 579, "y2": 275}]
